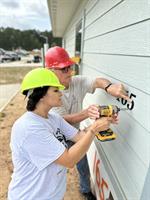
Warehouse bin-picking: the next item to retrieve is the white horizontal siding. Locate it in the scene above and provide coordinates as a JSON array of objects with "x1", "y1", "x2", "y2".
[
  {"x1": 83, "y1": 54, "x2": 150, "y2": 94},
  {"x1": 115, "y1": 113, "x2": 150, "y2": 167},
  {"x1": 84, "y1": 20, "x2": 150, "y2": 56},
  {"x1": 83, "y1": 115, "x2": 149, "y2": 199},
  {"x1": 63, "y1": 26, "x2": 75, "y2": 56},
  {"x1": 94, "y1": 135, "x2": 148, "y2": 200},
  {"x1": 83, "y1": 85, "x2": 150, "y2": 167},
  {"x1": 83, "y1": 65, "x2": 150, "y2": 200},
  {"x1": 64, "y1": 28, "x2": 75, "y2": 43},
  {"x1": 62, "y1": 0, "x2": 150, "y2": 199},
  {"x1": 81, "y1": 60, "x2": 150, "y2": 131},
  {"x1": 95, "y1": 134, "x2": 148, "y2": 197},
  {"x1": 140, "y1": 165, "x2": 150, "y2": 200},
  {"x1": 63, "y1": 0, "x2": 87, "y2": 56},
  {"x1": 85, "y1": 0, "x2": 123, "y2": 28},
  {"x1": 84, "y1": 0, "x2": 99, "y2": 15},
  {"x1": 85, "y1": 0, "x2": 150, "y2": 39},
  {"x1": 65, "y1": 0, "x2": 87, "y2": 30}
]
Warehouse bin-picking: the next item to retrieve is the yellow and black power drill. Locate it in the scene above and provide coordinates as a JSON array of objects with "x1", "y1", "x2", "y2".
[{"x1": 96, "y1": 105, "x2": 128, "y2": 142}]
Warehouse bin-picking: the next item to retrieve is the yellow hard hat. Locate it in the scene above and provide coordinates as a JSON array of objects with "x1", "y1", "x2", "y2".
[{"x1": 21, "y1": 68, "x2": 65, "y2": 94}]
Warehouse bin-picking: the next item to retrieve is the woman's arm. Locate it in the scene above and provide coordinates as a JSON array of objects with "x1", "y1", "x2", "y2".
[{"x1": 55, "y1": 117, "x2": 111, "y2": 168}]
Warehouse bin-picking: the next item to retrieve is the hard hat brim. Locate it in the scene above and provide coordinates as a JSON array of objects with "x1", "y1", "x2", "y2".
[
  {"x1": 21, "y1": 83, "x2": 65, "y2": 93},
  {"x1": 48, "y1": 59, "x2": 76, "y2": 69},
  {"x1": 21, "y1": 68, "x2": 65, "y2": 93}
]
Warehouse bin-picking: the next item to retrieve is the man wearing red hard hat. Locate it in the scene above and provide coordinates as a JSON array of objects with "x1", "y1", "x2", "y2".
[{"x1": 45, "y1": 46, "x2": 130, "y2": 200}]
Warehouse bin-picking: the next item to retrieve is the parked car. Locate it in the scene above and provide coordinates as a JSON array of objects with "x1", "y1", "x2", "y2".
[
  {"x1": 0, "y1": 54, "x2": 13, "y2": 62},
  {"x1": 33, "y1": 55, "x2": 41, "y2": 63},
  {"x1": 6, "y1": 51, "x2": 21, "y2": 61},
  {"x1": 0, "y1": 48, "x2": 21, "y2": 62},
  {"x1": 15, "y1": 49, "x2": 29, "y2": 56}
]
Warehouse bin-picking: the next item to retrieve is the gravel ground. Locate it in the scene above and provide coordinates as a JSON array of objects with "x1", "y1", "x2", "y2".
[{"x1": 0, "y1": 92, "x2": 85, "y2": 200}]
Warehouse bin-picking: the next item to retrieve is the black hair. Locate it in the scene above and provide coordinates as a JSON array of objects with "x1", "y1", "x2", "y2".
[{"x1": 24, "y1": 86, "x2": 49, "y2": 111}]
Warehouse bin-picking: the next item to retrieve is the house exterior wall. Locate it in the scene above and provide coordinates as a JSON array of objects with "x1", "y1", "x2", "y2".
[
  {"x1": 62, "y1": 0, "x2": 88, "y2": 56},
  {"x1": 63, "y1": 0, "x2": 150, "y2": 199}
]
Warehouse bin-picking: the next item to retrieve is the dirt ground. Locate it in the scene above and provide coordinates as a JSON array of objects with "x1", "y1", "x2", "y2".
[
  {"x1": 0, "y1": 67, "x2": 35, "y2": 84},
  {"x1": 0, "y1": 92, "x2": 85, "y2": 200}
]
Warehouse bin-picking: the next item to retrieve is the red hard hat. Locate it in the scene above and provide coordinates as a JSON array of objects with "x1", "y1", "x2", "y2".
[{"x1": 45, "y1": 46, "x2": 75, "y2": 69}]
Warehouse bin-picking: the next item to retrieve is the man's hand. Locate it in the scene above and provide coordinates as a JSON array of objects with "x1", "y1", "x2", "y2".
[
  {"x1": 86, "y1": 105, "x2": 99, "y2": 120},
  {"x1": 106, "y1": 83, "x2": 131, "y2": 101}
]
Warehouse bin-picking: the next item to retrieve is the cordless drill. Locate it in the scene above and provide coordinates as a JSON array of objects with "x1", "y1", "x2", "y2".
[{"x1": 96, "y1": 105, "x2": 128, "y2": 142}]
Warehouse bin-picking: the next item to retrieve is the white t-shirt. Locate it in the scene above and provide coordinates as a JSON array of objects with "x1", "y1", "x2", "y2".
[
  {"x1": 51, "y1": 75, "x2": 95, "y2": 128},
  {"x1": 8, "y1": 111, "x2": 78, "y2": 200}
]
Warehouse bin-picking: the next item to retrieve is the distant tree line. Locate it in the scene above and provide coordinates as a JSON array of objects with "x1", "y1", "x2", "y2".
[{"x1": 0, "y1": 27, "x2": 62, "y2": 51}]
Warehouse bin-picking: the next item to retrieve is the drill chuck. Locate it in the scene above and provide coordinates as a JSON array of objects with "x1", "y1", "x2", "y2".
[{"x1": 98, "y1": 105, "x2": 120, "y2": 117}]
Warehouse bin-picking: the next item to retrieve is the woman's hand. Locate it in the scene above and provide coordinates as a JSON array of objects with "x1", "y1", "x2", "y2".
[{"x1": 89, "y1": 117, "x2": 112, "y2": 133}]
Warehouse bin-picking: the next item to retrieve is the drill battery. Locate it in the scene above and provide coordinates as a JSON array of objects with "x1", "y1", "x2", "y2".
[{"x1": 96, "y1": 128, "x2": 116, "y2": 142}]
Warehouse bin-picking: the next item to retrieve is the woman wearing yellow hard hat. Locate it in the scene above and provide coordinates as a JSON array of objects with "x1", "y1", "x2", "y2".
[{"x1": 8, "y1": 68, "x2": 114, "y2": 200}]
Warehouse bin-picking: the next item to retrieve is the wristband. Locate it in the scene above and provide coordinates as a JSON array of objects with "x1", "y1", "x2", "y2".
[{"x1": 104, "y1": 83, "x2": 112, "y2": 92}]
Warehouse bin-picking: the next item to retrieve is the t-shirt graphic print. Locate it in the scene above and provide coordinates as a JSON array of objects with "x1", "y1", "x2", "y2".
[{"x1": 53, "y1": 128, "x2": 68, "y2": 148}]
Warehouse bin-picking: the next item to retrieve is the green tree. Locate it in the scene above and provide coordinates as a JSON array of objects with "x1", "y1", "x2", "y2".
[{"x1": 0, "y1": 27, "x2": 62, "y2": 51}]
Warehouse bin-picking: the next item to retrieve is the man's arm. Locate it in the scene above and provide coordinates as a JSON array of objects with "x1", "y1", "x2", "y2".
[
  {"x1": 62, "y1": 77, "x2": 130, "y2": 125},
  {"x1": 63, "y1": 104, "x2": 99, "y2": 124},
  {"x1": 93, "y1": 77, "x2": 130, "y2": 101}
]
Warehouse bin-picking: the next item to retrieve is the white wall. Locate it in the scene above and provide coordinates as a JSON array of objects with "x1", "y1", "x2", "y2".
[
  {"x1": 63, "y1": 0, "x2": 87, "y2": 57},
  {"x1": 63, "y1": 0, "x2": 150, "y2": 199}
]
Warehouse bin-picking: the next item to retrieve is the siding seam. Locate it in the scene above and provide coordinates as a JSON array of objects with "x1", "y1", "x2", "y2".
[
  {"x1": 85, "y1": 0, "x2": 124, "y2": 30},
  {"x1": 115, "y1": 126, "x2": 150, "y2": 167},
  {"x1": 84, "y1": 18, "x2": 150, "y2": 41},
  {"x1": 83, "y1": 52, "x2": 150, "y2": 58},
  {"x1": 82, "y1": 63, "x2": 150, "y2": 95},
  {"x1": 85, "y1": 0, "x2": 99, "y2": 16}
]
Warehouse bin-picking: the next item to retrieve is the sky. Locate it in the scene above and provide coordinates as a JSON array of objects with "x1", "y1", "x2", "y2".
[{"x1": 0, "y1": 0, "x2": 51, "y2": 31}]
